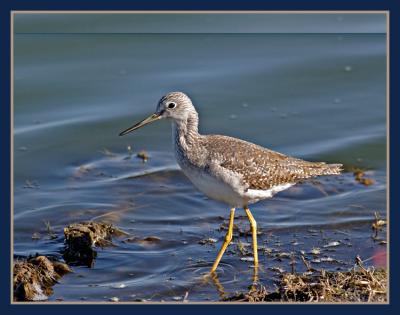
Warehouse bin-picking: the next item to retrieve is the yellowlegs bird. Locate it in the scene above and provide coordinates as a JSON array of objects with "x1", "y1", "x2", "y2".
[{"x1": 119, "y1": 92, "x2": 342, "y2": 273}]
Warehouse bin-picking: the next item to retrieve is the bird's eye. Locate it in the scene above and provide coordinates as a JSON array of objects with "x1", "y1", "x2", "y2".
[{"x1": 167, "y1": 102, "x2": 177, "y2": 109}]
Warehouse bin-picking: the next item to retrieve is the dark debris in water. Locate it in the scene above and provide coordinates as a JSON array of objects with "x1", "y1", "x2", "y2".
[
  {"x1": 136, "y1": 150, "x2": 149, "y2": 163},
  {"x1": 342, "y1": 165, "x2": 375, "y2": 186},
  {"x1": 198, "y1": 237, "x2": 218, "y2": 246},
  {"x1": 63, "y1": 221, "x2": 127, "y2": 267},
  {"x1": 122, "y1": 235, "x2": 162, "y2": 246},
  {"x1": 13, "y1": 255, "x2": 72, "y2": 301},
  {"x1": 353, "y1": 170, "x2": 375, "y2": 186}
]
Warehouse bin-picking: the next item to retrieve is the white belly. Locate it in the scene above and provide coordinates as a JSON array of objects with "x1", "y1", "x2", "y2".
[{"x1": 182, "y1": 167, "x2": 246, "y2": 207}]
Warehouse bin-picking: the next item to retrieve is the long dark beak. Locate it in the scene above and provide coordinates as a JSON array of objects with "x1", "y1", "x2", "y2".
[{"x1": 119, "y1": 113, "x2": 161, "y2": 136}]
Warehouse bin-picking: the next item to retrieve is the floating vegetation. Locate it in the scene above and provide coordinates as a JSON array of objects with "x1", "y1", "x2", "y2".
[
  {"x1": 13, "y1": 255, "x2": 71, "y2": 301},
  {"x1": 340, "y1": 165, "x2": 375, "y2": 186},
  {"x1": 353, "y1": 169, "x2": 375, "y2": 186}
]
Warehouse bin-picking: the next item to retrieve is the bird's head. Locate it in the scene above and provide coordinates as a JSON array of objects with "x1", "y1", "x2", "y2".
[{"x1": 119, "y1": 91, "x2": 196, "y2": 136}]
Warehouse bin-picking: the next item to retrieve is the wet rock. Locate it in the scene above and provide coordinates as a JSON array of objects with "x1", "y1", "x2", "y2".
[{"x1": 13, "y1": 255, "x2": 71, "y2": 301}]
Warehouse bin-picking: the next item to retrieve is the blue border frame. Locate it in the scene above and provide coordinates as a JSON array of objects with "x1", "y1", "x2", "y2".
[{"x1": 2, "y1": 1, "x2": 399, "y2": 314}]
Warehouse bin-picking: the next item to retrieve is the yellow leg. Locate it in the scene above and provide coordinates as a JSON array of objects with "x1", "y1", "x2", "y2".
[
  {"x1": 244, "y1": 206, "x2": 259, "y2": 267},
  {"x1": 210, "y1": 208, "x2": 235, "y2": 273}
]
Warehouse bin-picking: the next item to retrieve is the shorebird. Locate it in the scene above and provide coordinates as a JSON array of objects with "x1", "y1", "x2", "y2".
[{"x1": 119, "y1": 92, "x2": 342, "y2": 273}]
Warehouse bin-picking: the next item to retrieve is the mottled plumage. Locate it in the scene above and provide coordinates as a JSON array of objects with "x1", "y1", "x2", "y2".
[{"x1": 204, "y1": 135, "x2": 342, "y2": 191}]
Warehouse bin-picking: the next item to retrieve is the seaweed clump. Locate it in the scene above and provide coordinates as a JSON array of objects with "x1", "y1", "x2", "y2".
[
  {"x1": 63, "y1": 221, "x2": 127, "y2": 267},
  {"x1": 13, "y1": 255, "x2": 71, "y2": 301}
]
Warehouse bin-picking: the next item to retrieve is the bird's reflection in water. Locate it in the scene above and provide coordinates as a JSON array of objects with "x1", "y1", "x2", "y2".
[{"x1": 203, "y1": 266, "x2": 260, "y2": 299}]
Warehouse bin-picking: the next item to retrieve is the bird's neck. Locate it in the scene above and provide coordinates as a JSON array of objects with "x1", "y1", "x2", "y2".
[{"x1": 172, "y1": 111, "x2": 200, "y2": 152}]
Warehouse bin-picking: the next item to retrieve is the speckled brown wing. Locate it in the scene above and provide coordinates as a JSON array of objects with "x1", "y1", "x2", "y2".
[{"x1": 204, "y1": 135, "x2": 342, "y2": 191}]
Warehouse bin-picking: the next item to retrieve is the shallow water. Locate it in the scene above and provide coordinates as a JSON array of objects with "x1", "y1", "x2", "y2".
[{"x1": 13, "y1": 14, "x2": 387, "y2": 302}]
